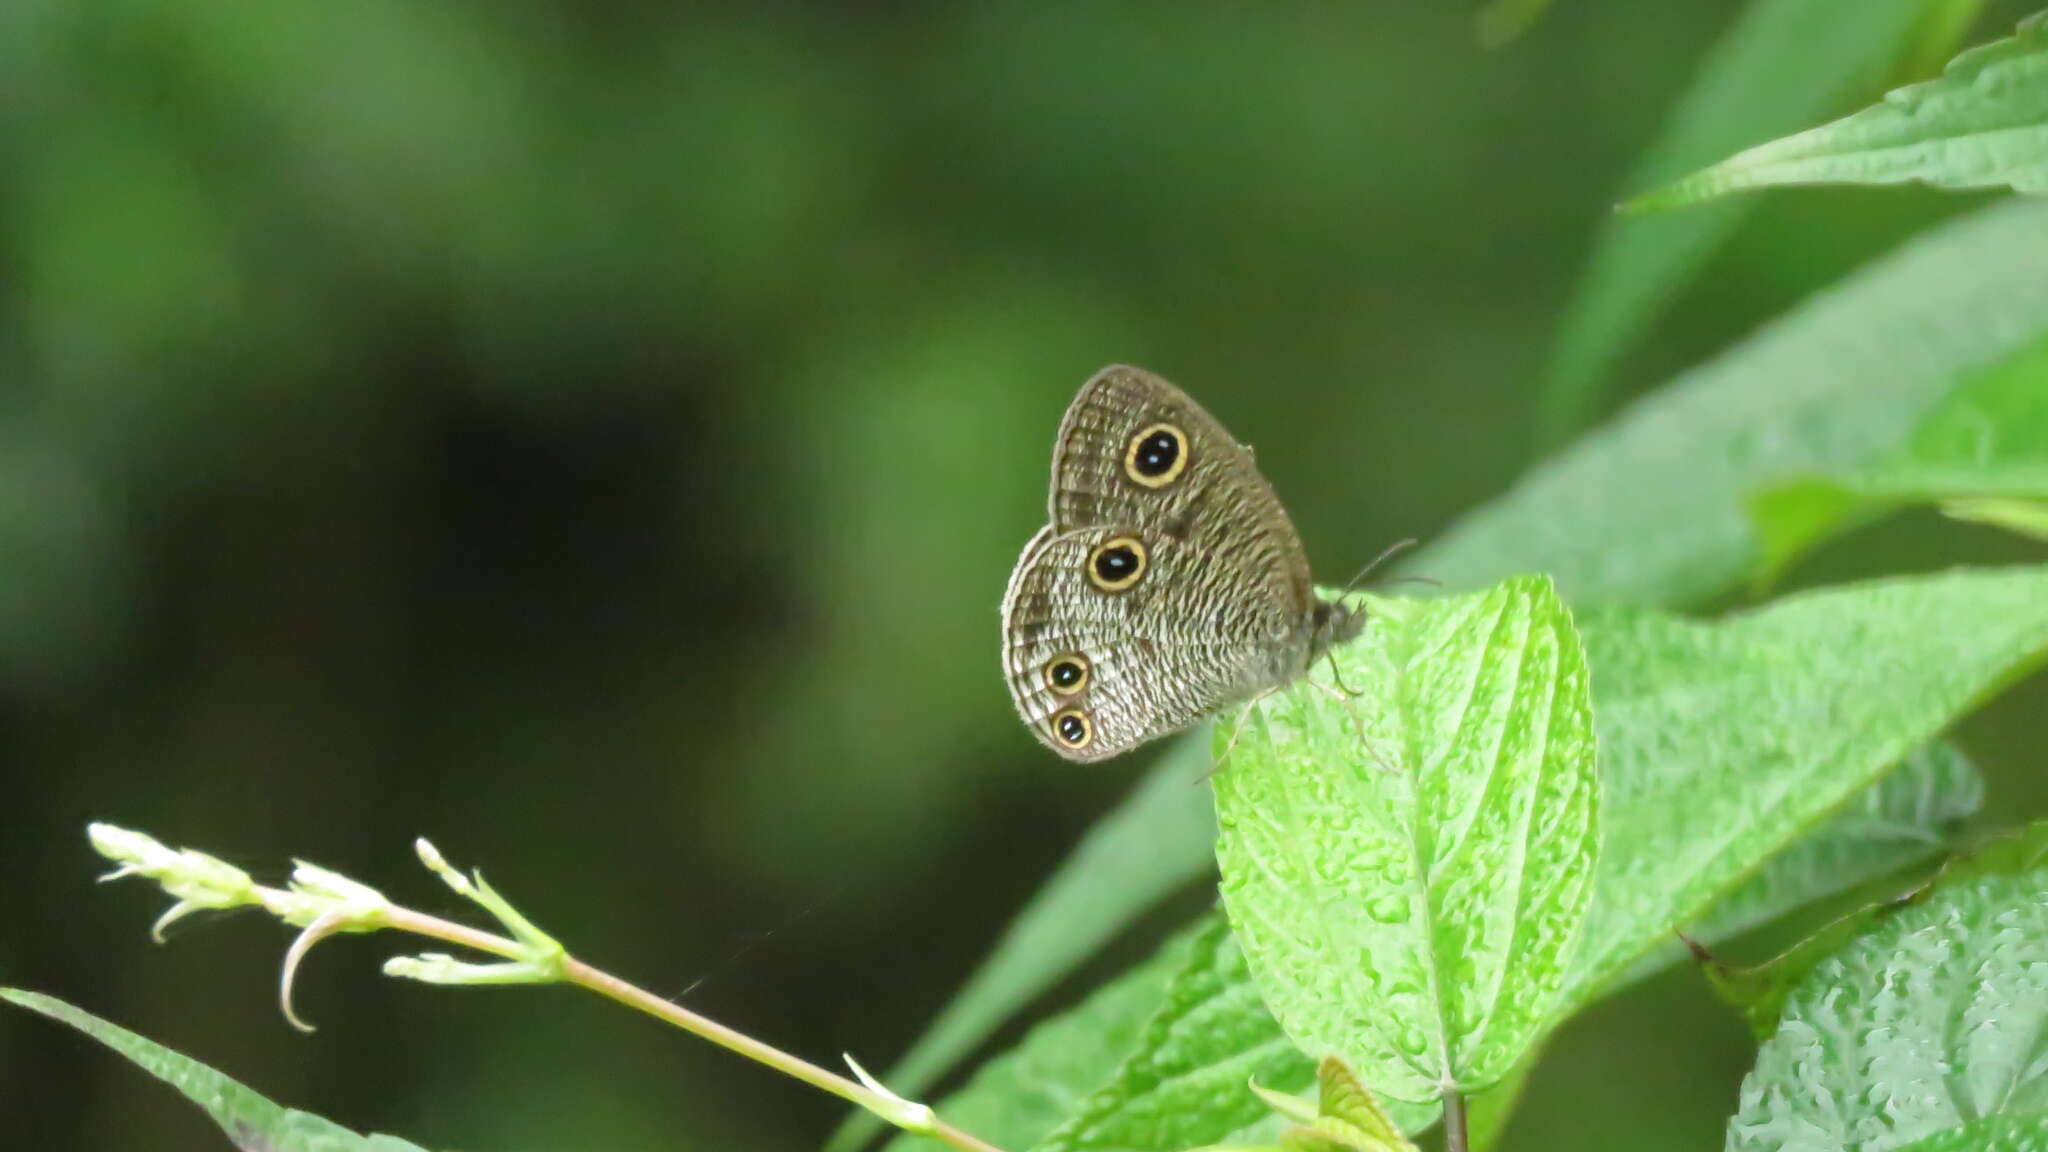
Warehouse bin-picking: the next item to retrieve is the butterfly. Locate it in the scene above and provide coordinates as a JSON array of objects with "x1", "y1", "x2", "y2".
[{"x1": 1001, "y1": 365, "x2": 1366, "y2": 761}]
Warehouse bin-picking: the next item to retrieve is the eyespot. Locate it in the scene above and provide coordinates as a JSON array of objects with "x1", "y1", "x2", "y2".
[
  {"x1": 1124, "y1": 423, "x2": 1189, "y2": 487},
  {"x1": 1052, "y1": 709, "x2": 1092, "y2": 749},
  {"x1": 1045, "y1": 654, "x2": 1090, "y2": 695},
  {"x1": 1086, "y1": 536, "x2": 1148, "y2": 593}
]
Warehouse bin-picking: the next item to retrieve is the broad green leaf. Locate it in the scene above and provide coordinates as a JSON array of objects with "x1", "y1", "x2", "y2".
[
  {"x1": 879, "y1": 925, "x2": 1199, "y2": 1152},
  {"x1": 1034, "y1": 913, "x2": 1439, "y2": 1152},
  {"x1": 1214, "y1": 575, "x2": 1599, "y2": 1102},
  {"x1": 1566, "y1": 566, "x2": 2048, "y2": 1004},
  {"x1": 1726, "y1": 822, "x2": 2048, "y2": 1152},
  {"x1": 1636, "y1": 12, "x2": 2048, "y2": 210},
  {"x1": 1624, "y1": 739, "x2": 1982, "y2": 984},
  {"x1": 1749, "y1": 319, "x2": 2048, "y2": 580},
  {"x1": 2, "y1": 988, "x2": 429, "y2": 1151},
  {"x1": 833, "y1": 739, "x2": 1216, "y2": 1152},
  {"x1": 1535, "y1": 0, "x2": 1938, "y2": 450},
  {"x1": 1892, "y1": 1116, "x2": 2048, "y2": 1152},
  {"x1": 1427, "y1": 197, "x2": 2048, "y2": 606}
]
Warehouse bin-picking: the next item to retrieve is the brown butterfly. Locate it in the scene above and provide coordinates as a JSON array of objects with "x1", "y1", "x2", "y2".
[{"x1": 1001, "y1": 366, "x2": 1365, "y2": 761}]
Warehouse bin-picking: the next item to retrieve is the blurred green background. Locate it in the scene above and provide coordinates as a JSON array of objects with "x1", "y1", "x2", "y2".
[{"x1": 4, "y1": 1, "x2": 2045, "y2": 1149}]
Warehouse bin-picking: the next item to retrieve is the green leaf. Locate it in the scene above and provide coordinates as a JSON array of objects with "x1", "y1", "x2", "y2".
[
  {"x1": 1634, "y1": 12, "x2": 2048, "y2": 211},
  {"x1": 1, "y1": 988, "x2": 429, "y2": 1151},
  {"x1": 1248, "y1": 1077, "x2": 1325, "y2": 1127},
  {"x1": 1750, "y1": 331, "x2": 2048, "y2": 580},
  {"x1": 833, "y1": 739, "x2": 1216, "y2": 1152},
  {"x1": 1426, "y1": 197, "x2": 2048, "y2": 606},
  {"x1": 1694, "y1": 739, "x2": 1981, "y2": 941},
  {"x1": 879, "y1": 925, "x2": 1200, "y2": 1152},
  {"x1": 1536, "y1": 0, "x2": 1940, "y2": 450},
  {"x1": 1566, "y1": 566, "x2": 2048, "y2": 1004},
  {"x1": 1946, "y1": 495, "x2": 2048, "y2": 538},
  {"x1": 1892, "y1": 1115, "x2": 2048, "y2": 1152},
  {"x1": 1839, "y1": 333, "x2": 2048, "y2": 488},
  {"x1": 1231, "y1": 1058, "x2": 1422, "y2": 1152},
  {"x1": 1704, "y1": 809, "x2": 2044, "y2": 1040},
  {"x1": 1726, "y1": 822, "x2": 2048, "y2": 1151},
  {"x1": 1214, "y1": 575, "x2": 1599, "y2": 1102},
  {"x1": 1035, "y1": 914, "x2": 1438, "y2": 1152},
  {"x1": 1311, "y1": 1058, "x2": 1411, "y2": 1150},
  {"x1": 1623, "y1": 739, "x2": 1983, "y2": 984}
]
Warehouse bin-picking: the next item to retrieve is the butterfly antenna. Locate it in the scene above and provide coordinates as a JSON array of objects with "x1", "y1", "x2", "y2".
[{"x1": 1341, "y1": 537, "x2": 1420, "y2": 595}]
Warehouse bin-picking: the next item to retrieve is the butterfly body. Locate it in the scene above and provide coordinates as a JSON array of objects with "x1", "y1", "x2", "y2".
[{"x1": 1001, "y1": 365, "x2": 1364, "y2": 762}]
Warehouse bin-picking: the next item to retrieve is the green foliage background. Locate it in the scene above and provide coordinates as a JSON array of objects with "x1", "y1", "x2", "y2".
[{"x1": 3, "y1": 1, "x2": 2046, "y2": 1150}]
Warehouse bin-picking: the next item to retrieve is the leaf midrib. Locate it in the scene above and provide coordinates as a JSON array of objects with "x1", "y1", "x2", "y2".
[{"x1": 1460, "y1": 590, "x2": 1559, "y2": 1076}]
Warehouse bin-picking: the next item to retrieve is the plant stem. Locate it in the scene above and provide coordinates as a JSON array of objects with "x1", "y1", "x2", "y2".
[
  {"x1": 564, "y1": 957, "x2": 1009, "y2": 1152},
  {"x1": 1442, "y1": 1089, "x2": 1469, "y2": 1152},
  {"x1": 381, "y1": 907, "x2": 527, "y2": 961},
  {"x1": 382, "y1": 908, "x2": 1007, "y2": 1152}
]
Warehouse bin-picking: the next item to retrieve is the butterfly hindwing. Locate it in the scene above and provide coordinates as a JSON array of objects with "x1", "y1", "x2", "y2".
[{"x1": 1002, "y1": 526, "x2": 1282, "y2": 761}]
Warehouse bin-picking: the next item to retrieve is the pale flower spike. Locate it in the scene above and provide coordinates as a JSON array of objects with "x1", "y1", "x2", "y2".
[
  {"x1": 290, "y1": 861, "x2": 391, "y2": 913},
  {"x1": 844, "y1": 1053, "x2": 937, "y2": 1135},
  {"x1": 90, "y1": 822, "x2": 396, "y2": 1030},
  {"x1": 412, "y1": 837, "x2": 564, "y2": 967},
  {"x1": 280, "y1": 910, "x2": 354, "y2": 1033},
  {"x1": 383, "y1": 953, "x2": 560, "y2": 985},
  {"x1": 89, "y1": 823, "x2": 259, "y2": 941}
]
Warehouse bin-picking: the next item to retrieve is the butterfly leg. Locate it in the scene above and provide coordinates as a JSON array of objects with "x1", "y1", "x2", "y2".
[
  {"x1": 1299, "y1": 675, "x2": 1406, "y2": 775},
  {"x1": 1303, "y1": 676, "x2": 1369, "y2": 744},
  {"x1": 1323, "y1": 649, "x2": 1367, "y2": 699},
  {"x1": 1197, "y1": 690, "x2": 1280, "y2": 782}
]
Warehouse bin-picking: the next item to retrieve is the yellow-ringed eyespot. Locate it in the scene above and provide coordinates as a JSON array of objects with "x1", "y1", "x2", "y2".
[
  {"x1": 1052, "y1": 708, "x2": 1092, "y2": 749},
  {"x1": 1086, "y1": 536, "x2": 1148, "y2": 592},
  {"x1": 1123, "y1": 423, "x2": 1188, "y2": 487},
  {"x1": 1045, "y1": 653, "x2": 1090, "y2": 695}
]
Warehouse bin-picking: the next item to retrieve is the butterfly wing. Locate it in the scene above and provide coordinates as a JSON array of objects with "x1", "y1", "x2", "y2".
[
  {"x1": 1050, "y1": 365, "x2": 1313, "y2": 615},
  {"x1": 1002, "y1": 527, "x2": 1291, "y2": 761},
  {"x1": 1001, "y1": 366, "x2": 1320, "y2": 761}
]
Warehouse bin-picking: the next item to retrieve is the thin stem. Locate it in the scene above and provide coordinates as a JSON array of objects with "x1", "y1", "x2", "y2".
[
  {"x1": 1442, "y1": 1089, "x2": 1469, "y2": 1152},
  {"x1": 383, "y1": 908, "x2": 1008, "y2": 1152},
  {"x1": 561, "y1": 959, "x2": 871, "y2": 1111},
  {"x1": 382, "y1": 907, "x2": 528, "y2": 960}
]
